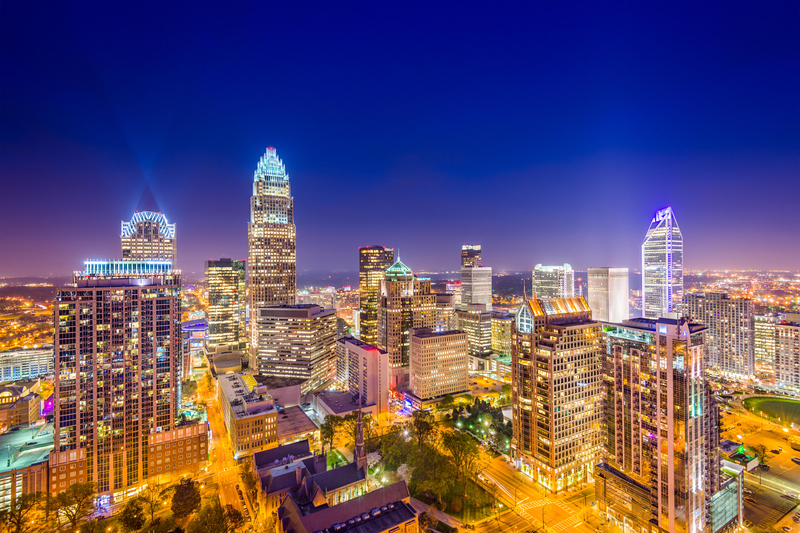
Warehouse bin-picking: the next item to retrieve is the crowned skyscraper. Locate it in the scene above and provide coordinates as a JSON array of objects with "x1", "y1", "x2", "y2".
[
  {"x1": 248, "y1": 148, "x2": 297, "y2": 361},
  {"x1": 642, "y1": 207, "x2": 683, "y2": 318}
]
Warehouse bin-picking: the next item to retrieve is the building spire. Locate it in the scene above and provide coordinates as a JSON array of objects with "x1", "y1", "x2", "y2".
[{"x1": 354, "y1": 394, "x2": 367, "y2": 471}]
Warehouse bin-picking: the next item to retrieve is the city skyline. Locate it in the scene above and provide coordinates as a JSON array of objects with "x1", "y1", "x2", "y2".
[{"x1": 1, "y1": 3, "x2": 799, "y2": 277}]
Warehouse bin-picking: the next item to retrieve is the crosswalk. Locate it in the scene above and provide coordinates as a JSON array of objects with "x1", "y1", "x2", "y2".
[{"x1": 552, "y1": 514, "x2": 583, "y2": 531}]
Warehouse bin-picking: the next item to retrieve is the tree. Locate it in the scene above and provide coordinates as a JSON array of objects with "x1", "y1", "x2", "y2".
[
  {"x1": 171, "y1": 478, "x2": 201, "y2": 519},
  {"x1": 137, "y1": 483, "x2": 172, "y2": 525},
  {"x1": 752, "y1": 443, "x2": 769, "y2": 465},
  {"x1": 186, "y1": 501, "x2": 228, "y2": 533},
  {"x1": 119, "y1": 500, "x2": 147, "y2": 532},
  {"x1": 501, "y1": 384, "x2": 512, "y2": 405},
  {"x1": 224, "y1": 505, "x2": 244, "y2": 533},
  {"x1": 0, "y1": 492, "x2": 45, "y2": 533},
  {"x1": 319, "y1": 415, "x2": 340, "y2": 452},
  {"x1": 413, "y1": 447, "x2": 452, "y2": 509},
  {"x1": 440, "y1": 395, "x2": 455, "y2": 410},
  {"x1": 411, "y1": 410, "x2": 435, "y2": 449},
  {"x1": 441, "y1": 431, "x2": 480, "y2": 497},
  {"x1": 418, "y1": 512, "x2": 437, "y2": 532},
  {"x1": 51, "y1": 483, "x2": 96, "y2": 533},
  {"x1": 238, "y1": 464, "x2": 258, "y2": 498}
]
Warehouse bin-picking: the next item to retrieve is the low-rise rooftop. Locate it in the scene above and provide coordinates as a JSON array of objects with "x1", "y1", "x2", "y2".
[
  {"x1": 277, "y1": 406, "x2": 318, "y2": 441},
  {"x1": 0, "y1": 423, "x2": 54, "y2": 473},
  {"x1": 219, "y1": 373, "x2": 275, "y2": 419}
]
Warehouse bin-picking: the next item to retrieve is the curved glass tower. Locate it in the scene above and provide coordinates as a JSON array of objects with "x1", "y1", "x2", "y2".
[
  {"x1": 642, "y1": 207, "x2": 683, "y2": 318},
  {"x1": 248, "y1": 147, "x2": 297, "y2": 352}
]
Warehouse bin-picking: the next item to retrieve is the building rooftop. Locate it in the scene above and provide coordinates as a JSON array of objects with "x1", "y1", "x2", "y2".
[
  {"x1": 298, "y1": 481, "x2": 413, "y2": 533},
  {"x1": 316, "y1": 391, "x2": 375, "y2": 415},
  {"x1": 0, "y1": 423, "x2": 54, "y2": 473},
  {"x1": 410, "y1": 328, "x2": 465, "y2": 339},
  {"x1": 254, "y1": 439, "x2": 312, "y2": 470},
  {"x1": 257, "y1": 305, "x2": 335, "y2": 319},
  {"x1": 219, "y1": 373, "x2": 275, "y2": 419},
  {"x1": 254, "y1": 375, "x2": 309, "y2": 390},
  {"x1": 277, "y1": 406, "x2": 318, "y2": 440},
  {"x1": 336, "y1": 336, "x2": 384, "y2": 352}
]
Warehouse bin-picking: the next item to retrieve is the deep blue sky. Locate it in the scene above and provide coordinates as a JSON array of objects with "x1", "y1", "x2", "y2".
[{"x1": 1, "y1": 2, "x2": 798, "y2": 278}]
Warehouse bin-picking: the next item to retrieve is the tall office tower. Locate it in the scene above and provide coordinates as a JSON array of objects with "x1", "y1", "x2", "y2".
[
  {"x1": 255, "y1": 305, "x2": 336, "y2": 395},
  {"x1": 335, "y1": 336, "x2": 391, "y2": 413},
  {"x1": 532, "y1": 264, "x2": 574, "y2": 299},
  {"x1": 754, "y1": 314, "x2": 778, "y2": 382},
  {"x1": 52, "y1": 260, "x2": 183, "y2": 496},
  {"x1": 491, "y1": 311, "x2": 514, "y2": 357},
  {"x1": 248, "y1": 147, "x2": 297, "y2": 364},
  {"x1": 510, "y1": 297, "x2": 601, "y2": 493},
  {"x1": 121, "y1": 211, "x2": 176, "y2": 263},
  {"x1": 460, "y1": 266, "x2": 492, "y2": 311},
  {"x1": 587, "y1": 267, "x2": 629, "y2": 323},
  {"x1": 776, "y1": 320, "x2": 800, "y2": 394},
  {"x1": 683, "y1": 292, "x2": 754, "y2": 379},
  {"x1": 642, "y1": 206, "x2": 683, "y2": 319},
  {"x1": 435, "y1": 293, "x2": 456, "y2": 330},
  {"x1": 377, "y1": 260, "x2": 436, "y2": 387},
  {"x1": 205, "y1": 258, "x2": 246, "y2": 349},
  {"x1": 461, "y1": 245, "x2": 482, "y2": 268},
  {"x1": 409, "y1": 328, "x2": 468, "y2": 406},
  {"x1": 446, "y1": 281, "x2": 462, "y2": 309},
  {"x1": 358, "y1": 246, "x2": 395, "y2": 346},
  {"x1": 454, "y1": 304, "x2": 492, "y2": 356},
  {"x1": 597, "y1": 318, "x2": 729, "y2": 533}
]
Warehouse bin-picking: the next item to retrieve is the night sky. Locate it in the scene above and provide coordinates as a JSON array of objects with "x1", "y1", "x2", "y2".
[{"x1": 1, "y1": 2, "x2": 798, "y2": 278}]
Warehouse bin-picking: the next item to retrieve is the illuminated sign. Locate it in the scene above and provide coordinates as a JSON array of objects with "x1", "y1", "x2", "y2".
[{"x1": 658, "y1": 325, "x2": 668, "y2": 334}]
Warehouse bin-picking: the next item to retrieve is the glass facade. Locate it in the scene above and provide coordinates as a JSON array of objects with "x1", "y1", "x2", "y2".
[
  {"x1": 642, "y1": 207, "x2": 683, "y2": 319},
  {"x1": 358, "y1": 246, "x2": 394, "y2": 346},
  {"x1": 460, "y1": 244, "x2": 482, "y2": 267},
  {"x1": 532, "y1": 264, "x2": 574, "y2": 300},
  {"x1": 460, "y1": 266, "x2": 492, "y2": 311},
  {"x1": 205, "y1": 258, "x2": 246, "y2": 348},
  {"x1": 754, "y1": 314, "x2": 777, "y2": 381},
  {"x1": 587, "y1": 267, "x2": 629, "y2": 323}
]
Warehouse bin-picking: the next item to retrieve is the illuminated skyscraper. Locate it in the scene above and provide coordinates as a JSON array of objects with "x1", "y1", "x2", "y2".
[
  {"x1": 255, "y1": 304, "x2": 337, "y2": 395},
  {"x1": 248, "y1": 147, "x2": 297, "y2": 363},
  {"x1": 377, "y1": 259, "x2": 436, "y2": 387},
  {"x1": 511, "y1": 297, "x2": 601, "y2": 493},
  {"x1": 754, "y1": 314, "x2": 778, "y2": 381},
  {"x1": 597, "y1": 318, "x2": 732, "y2": 533},
  {"x1": 121, "y1": 211, "x2": 176, "y2": 263},
  {"x1": 358, "y1": 246, "x2": 395, "y2": 345},
  {"x1": 683, "y1": 292, "x2": 754, "y2": 379},
  {"x1": 532, "y1": 264, "x2": 574, "y2": 299},
  {"x1": 461, "y1": 245, "x2": 482, "y2": 267},
  {"x1": 52, "y1": 261, "x2": 206, "y2": 497},
  {"x1": 776, "y1": 320, "x2": 800, "y2": 394},
  {"x1": 205, "y1": 258, "x2": 247, "y2": 349},
  {"x1": 409, "y1": 328, "x2": 469, "y2": 407},
  {"x1": 460, "y1": 266, "x2": 492, "y2": 311},
  {"x1": 587, "y1": 267, "x2": 629, "y2": 323},
  {"x1": 642, "y1": 207, "x2": 683, "y2": 318},
  {"x1": 454, "y1": 304, "x2": 492, "y2": 356}
]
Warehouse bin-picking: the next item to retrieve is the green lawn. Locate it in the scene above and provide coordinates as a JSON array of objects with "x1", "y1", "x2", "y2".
[{"x1": 743, "y1": 396, "x2": 800, "y2": 425}]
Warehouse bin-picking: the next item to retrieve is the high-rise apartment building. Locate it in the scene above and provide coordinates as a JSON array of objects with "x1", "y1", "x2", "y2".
[
  {"x1": 377, "y1": 260, "x2": 436, "y2": 387},
  {"x1": 532, "y1": 264, "x2": 574, "y2": 299},
  {"x1": 446, "y1": 281, "x2": 462, "y2": 309},
  {"x1": 511, "y1": 297, "x2": 601, "y2": 493},
  {"x1": 358, "y1": 246, "x2": 395, "y2": 346},
  {"x1": 460, "y1": 266, "x2": 492, "y2": 311},
  {"x1": 335, "y1": 336, "x2": 390, "y2": 413},
  {"x1": 598, "y1": 318, "x2": 725, "y2": 533},
  {"x1": 248, "y1": 147, "x2": 297, "y2": 364},
  {"x1": 121, "y1": 211, "x2": 176, "y2": 263},
  {"x1": 776, "y1": 321, "x2": 800, "y2": 394},
  {"x1": 491, "y1": 312, "x2": 514, "y2": 357},
  {"x1": 255, "y1": 305, "x2": 336, "y2": 395},
  {"x1": 587, "y1": 267, "x2": 629, "y2": 323},
  {"x1": 454, "y1": 304, "x2": 492, "y2": 356},
  {"x1": 461, "y1": 245, "x2": 482, "y2": 268},
  {"x1": 52, "y1": 260, "x2": 198, "y2": 496},
  {"x1": 754, "y1": 314, "x2": 778, "y2": 382},
  {"x1": 409, "y1": 328, "x2": 468, "y2": 407},
  {"x1": 205, "y1": 258, "x2": 246, "y2": 349},
  {"x1": 642, "y1": 207, "x2": 683, "y2": 319},
  {"x1": 683, "y1": 292, "x2": 754, "y2": 379}
]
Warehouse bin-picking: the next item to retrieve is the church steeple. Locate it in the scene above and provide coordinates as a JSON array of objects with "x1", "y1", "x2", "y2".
[{"x1": 354, "y1": 397, "x2": 367, "y2": 471}]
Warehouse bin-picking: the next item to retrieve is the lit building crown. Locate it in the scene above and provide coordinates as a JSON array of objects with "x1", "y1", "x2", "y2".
[{"x1": 121, "y1": 210, "x2": 175, "y2": 239}]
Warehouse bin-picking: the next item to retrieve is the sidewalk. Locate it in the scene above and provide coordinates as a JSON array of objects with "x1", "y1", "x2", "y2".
[{"x1": 410, "y1": 498, "x2": 465, "y2": 529}]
